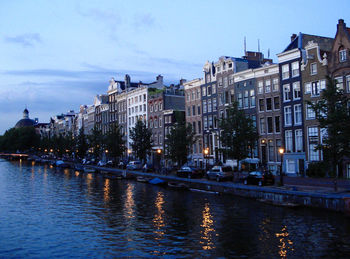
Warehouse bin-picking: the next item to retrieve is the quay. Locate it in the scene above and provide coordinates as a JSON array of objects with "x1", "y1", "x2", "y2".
[{"x1": 85, "y1": 165, "x2": 350, "y2": 214}]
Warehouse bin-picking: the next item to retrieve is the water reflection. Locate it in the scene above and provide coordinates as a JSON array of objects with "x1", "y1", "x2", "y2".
[
  {"x1": 275, "y1": 226, "x2": 294, "y2": 258},
  {"x1": 124, "y1": 183, "x2": 135, "y2": 220},
  {"x1": 153, "y1": 191, "x2": 165, "y2": 239},
  {"x1": 104, "y1": 178, "x2": 110, "y2": 203},
  {"x1": 200, "y1": 202, "x2": 215, "y2": 250}
]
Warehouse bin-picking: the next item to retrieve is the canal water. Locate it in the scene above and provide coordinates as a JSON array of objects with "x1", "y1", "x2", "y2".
[{"x1": 1, "y1": 159, "x2": 350, "y2": 258}]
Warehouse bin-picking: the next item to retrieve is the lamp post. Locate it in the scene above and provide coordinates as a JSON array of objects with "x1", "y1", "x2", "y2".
[
  {"x1": 278, "y1": 147, "x2": 285, "y2": 186},
  {"x1": 204, "y1": 147, "x2": 209, "y2": 172}
]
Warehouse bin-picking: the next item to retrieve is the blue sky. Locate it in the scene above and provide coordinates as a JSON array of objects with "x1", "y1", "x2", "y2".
[{"x1": 0, "y1": 0, "x2": 349, "y2": 134}]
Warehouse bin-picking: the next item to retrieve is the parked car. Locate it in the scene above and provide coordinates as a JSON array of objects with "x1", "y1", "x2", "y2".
[
  {"x1": 126, "y1": 161, "x2": 143, "y2": 170},
  {"x1": 206, "y1": 166, "x2": 233, "y2": 181},
  {"x1": 97, "y1": 160, "x2": 106, "y2": 167},
  {"x1": 243, "y1": 171, "x2": 275, "y2": 186},
  {"x1": 177, "y1": 166, "x2": 203, "y2": 179}
]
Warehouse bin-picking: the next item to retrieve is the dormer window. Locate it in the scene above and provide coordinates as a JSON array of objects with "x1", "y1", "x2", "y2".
[{"x1": 340, "y1": 49, "x2": 347, "y2": 62}]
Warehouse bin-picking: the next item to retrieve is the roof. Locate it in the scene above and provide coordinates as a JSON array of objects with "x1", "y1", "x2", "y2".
[
  {"x1": 15, "y1": 118, "x2": 36, "y2": 128},
  {"x1": 283, "y1": 33, "x2": 333, "y2": 52}
]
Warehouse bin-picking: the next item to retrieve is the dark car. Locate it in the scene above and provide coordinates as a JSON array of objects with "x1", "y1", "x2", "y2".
[
  {"x1": 177, "y1": 166, "x2": 203, "y2": 179},
  {"x1": 206, "y1": 166, "x2": 233, "y2": 181},
  {"x1": 243, "y1": 171, "x2": 275, "y2": 186}
]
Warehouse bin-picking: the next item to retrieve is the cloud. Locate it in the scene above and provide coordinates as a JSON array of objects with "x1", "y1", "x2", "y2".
[
  {"x1": 133, "y1": 13, "x2": 155, "y2": 30},
  {"x1": 4, "y1": 33, "x2": 42, "y2": 47}
]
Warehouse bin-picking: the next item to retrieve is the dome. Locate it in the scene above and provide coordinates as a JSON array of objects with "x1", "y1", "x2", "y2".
[
  {"x1": 15, "y1": 108, "x2": 36, "y2": 128},
  {"x1": 15, "y1": 118, "x2": 36, "y2": 128}
]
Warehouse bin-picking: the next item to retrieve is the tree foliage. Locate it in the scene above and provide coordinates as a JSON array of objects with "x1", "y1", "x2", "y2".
[
  {"x1": 88, "y1": 126, "x2": 103, "y2": 159},
  {"x1": 219, "y1": 102, "x2": 258, "y2": 166},
  {"x1": 129, "y1": 120, "x2": 152, "y2": 162},
  {"x1": 104, "y1": 123, "x2": 125, "y2": 162},
  {"x1": 76, "y1": 128, "x2": 88, "y2": 159},
  {"x1": 0, "y1": 126, "x2": 40, "y2": 152},
  {"x1": 165, "y1": 116, "x2": 195, "y2": 166},
  {"x1": 307, "y1": 76, "x2": 350, "y2": 177}
]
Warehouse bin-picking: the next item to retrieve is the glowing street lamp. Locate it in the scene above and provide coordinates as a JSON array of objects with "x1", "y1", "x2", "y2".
[
  {"x1": 156, "y1": 149, "x2": 162, "y2": 154},
  {"x1": 203, "y1": 147, "x2": 209, "y2": 171},
  {"x1": 278, "y1": 147, "x2": 285, "y2": 186}
]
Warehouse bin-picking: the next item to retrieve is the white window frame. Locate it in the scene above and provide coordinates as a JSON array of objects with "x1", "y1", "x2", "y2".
[
  {"x1": 293, "y1": 81, "x2": 301, "y2": 100},
  {"x1": 282, "y1": 64, "x2": 289, "y2": 80},
  {"x1": 265, "y1": 79, "x2": 271, "y2": 93},
  {"x1": 284, "y1": 106, "x2": 292, "y2": 126},
  {"x1": 283, "y1": 84, "x2": 291, "y2": 102},
  {"x1": 285, "y1": 130, "x2": 293, "y2": 152},
  {"x1": 292, "y1": 61, "x2": 299, "y2": 77},
  {"x1": 310, "y1": 63, "x2": 317, "y2": 75},
  {"x1": 295, "y1": 129, "x2": 303, "y2": 152},
  {"x1": 294, "y1": 104, "x2": 302, "y2": 125},
  {"x1": 340, "y1": 49, "x2": 347, "y2": 62}
]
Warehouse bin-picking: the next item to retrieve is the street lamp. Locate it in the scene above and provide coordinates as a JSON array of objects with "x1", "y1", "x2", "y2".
[
  {"x1": 204, "y1": 147, "x2": 209, "y2": 171},
  {"x1": 278, "y1": 147, "x2": 285, "y2": 186}
]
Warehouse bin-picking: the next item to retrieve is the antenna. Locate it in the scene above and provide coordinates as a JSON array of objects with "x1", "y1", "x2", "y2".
[
  {"x1": 244, "y1": 36, "x2": 247, "y2": 56},
  {"x1": 268, "y1": 48, "x2": 270, "y2": 58}
]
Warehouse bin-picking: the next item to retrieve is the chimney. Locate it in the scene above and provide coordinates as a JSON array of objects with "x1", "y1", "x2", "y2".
[
  {"x1": 291, "y1": 34, "x2": 297, "y2": 42},
  {"x1": 124, "y1": 74, "x2": 130, "y2": 88},
  {"x1": 338, "y1": 19, "x2": 346, "y2": 30},
  {"x1": 156, "y1": 75, "x2": 163, "y2": 85}
]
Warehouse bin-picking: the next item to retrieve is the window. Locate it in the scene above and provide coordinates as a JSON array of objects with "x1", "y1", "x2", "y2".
[
  {"x1": 308, "y1": 127, "x2": 319, "y2": 161},
  {"x1": 154, "y1": 118, "x2": 158, "y2": 128},
  {"x1": 305, "y1": 82, "x2": 311, "y2": 94},
  {"x1": 191, "y1": 91, "x2": 195, "y2": 100},
  {"x1": 347, "y1": 76, "x2": 350, "y2": 93},
  {"x1": 192, "y1": 122, "x2": 196, "y2": 134},
  {"x1": 260, "y1": 117, "x2": 266, "y2": 134},
  {"x1": 282, "y1": 64, "x2": 289, "y2": 80},
  {"x1": 159, "y1": 102, "x2": 162, "y2": 111},
  {"x1": 206, "y1": 74, "x2": 210, "y2": 83},
  {"x1": 268, "y1": 140, "x2": 275, "y2": 162},
  {"x1": 340, "y1": 49, "x2": 347, "y2": 62},
  {"x1": 265, "y1": 79, "x2": 271, "y2": 93},
  {"x1": 218, "y1": 77, "x2": 223, "y2": 87},
  {"x1": 275, "y1": 116, "x2": 280, "y2": 133},
  {"x1": 273, "y1": 78, "x2": 279, "y2": 92},
  {"x1": 213, "y1": 115, "x2": 218, "y2": 129},
  {"x1": 267, "y1": 117, "x2": 273, "y2": 133},
  {"x1": 223, "y1": 77, "x2": 228, "y2": 88},
  {"x1": 229, "y1": 74, "x2": 234, "y2": 85},
  {"x1": 311, "y1": 81, "x2": 320, "y2": 96},
  {"x1": 310, "y1": 63, "x2": 317, "y2": 75},
  {"x1": 306, "y1": 104, "x2": 316, "y2": 119},
  {"x1": 192, "y1": 105, "x2": 196, "y2": 116},
  {"x1": 204, "y1": 116, "x2": 208, "y2": 130},
  {"x1": 250, "y1": 90, "x2": 256, "y2": 107},
  {"x1": 212, "y1": 84, "x2": 216, "y2": 94},
  {"x1": 230, "y1": 90, "x2": 235, "y2": 103},
  {"x1": 198, "y1": 121, "x2": 201, "y2": 134},
  {"x1": 203, "y1": 100, "x2": 207, "y2": 113},
  {"x1": 252, "y1": 115, "x2": 257, "y2": 128},
  {"x1": 293, "y1": 82, "x2": 301, "y2": 99},
  {"x1": 198, "y1": 105, "x2": 201, "y2": 115},
  {"x1": 202, "y1": 87, "x2": 207, "y2": 96},
  {"x1": 244, "y1": 91, "x2": 249, "y2": 108},
  {"x1": 258, "y1": 81, "x2": 263, "y2": 94},
  {"x1": 283, "y1": 84, "x2": 291, "y2": 101},
  {"x1": 284, "y1": 106, "x2": 292, "y2": 126},
  {"x1": 276, "y1": 139, "x2": 282, "y2": 162},
  {"x1": 294, "y1": 104, "x2": 302, "y2": 125},
  {"x1": 295, "y1": 129, "x2": 303, "y2": 152},
  {"x1": 187, "y1": 107, "x2": 191, "y2": 117},
  {"x1": 196, "y1": 90, "x2": 200, "y2": 99},
  {"x1": 238, "y1": 93, "x2": 243, "y2": 108},
  {"x1": 285, "y1": 130, "x2": 293, "y2": 152},
  {"x1": 292, "y1": 61, "x2": 299, "y2": 77},
  {"x1": 144, "y1": 104, "x2": 146, "y2": 112},
  {"x1": 144, "y1": 94, "x2": 146, "y2": 102},
  {"x1": 335, "y1": 76, "x2": 343, "y2": 89},
  {"x1": 259, "y1": 99, "x2": 265, "y2": 112},
  {"x1": 208, "y1": 116, "x2": 213, "y2": 129},
  {"x1": 207, "y1": 86, "x2": 212, "y2": 96},
  {"x1": 274, "y1": 96, "x2": 280, "y2": 110},
  {"x1": 159, "y1": 117, "x2": 162, "y2": 127},
  {"x1": 266, "y1": 98, "x2": 272, "y2": 111},
  {"x1": 286, "y1": 159, "x2": 295, "y2": 173},
  {"x1": 213, "y1": 98, "x2": 217, "y2": 111}
]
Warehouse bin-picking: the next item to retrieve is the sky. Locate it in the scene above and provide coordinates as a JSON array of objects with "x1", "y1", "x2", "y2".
[{"x1": 1, "y1": 0, "x2": 349, "y2": 134}]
